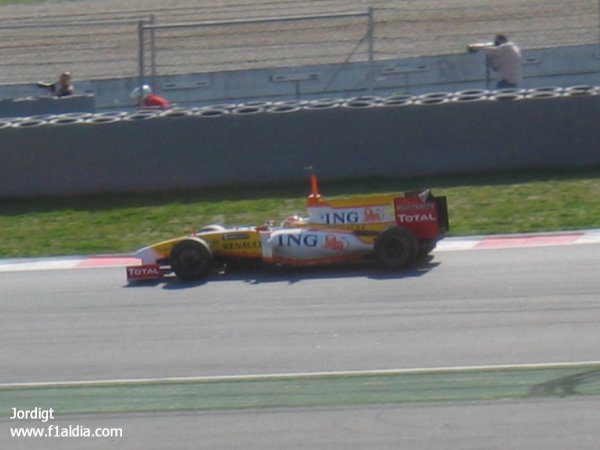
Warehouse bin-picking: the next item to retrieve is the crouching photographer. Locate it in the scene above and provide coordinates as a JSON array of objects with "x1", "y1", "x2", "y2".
[{"x1": 36, "y1": 71, "x2": 74, "y2": 97}]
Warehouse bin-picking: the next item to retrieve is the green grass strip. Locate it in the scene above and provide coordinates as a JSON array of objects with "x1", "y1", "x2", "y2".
[
  {"x1": 2, "y1": 364, "x2": 599, "y2": 416},
  {"x1": 1, "y1": 168, "x2": 599, "y2": 258}
]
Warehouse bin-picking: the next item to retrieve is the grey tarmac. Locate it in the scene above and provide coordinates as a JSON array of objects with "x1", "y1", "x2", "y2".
[{"x1": 1, "y1": 244, "x2": 599, "y2": 449}]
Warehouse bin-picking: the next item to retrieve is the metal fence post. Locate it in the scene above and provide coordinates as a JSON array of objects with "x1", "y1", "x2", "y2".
[
  {"x1": 137, "y1": 19, "x2": 145, "y2": 103},
  {"x1": 367, "y1": 7, "x2": 375, "y2": 93},
  {"x1": 150, "y1": 14, "x2": 157, "y2": 91}
]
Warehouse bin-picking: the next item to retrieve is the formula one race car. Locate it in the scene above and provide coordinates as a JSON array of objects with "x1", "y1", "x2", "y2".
[{"x1": 126, "y1": 175, "x2": 449, "y2": 282}]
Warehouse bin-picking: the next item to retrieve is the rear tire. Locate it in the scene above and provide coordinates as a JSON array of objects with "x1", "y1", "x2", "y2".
[
  {"x1": 419, "y1": 240, "x2": 437, "y2": 258},
  {"x1": 171, "y1": 238, "x2": 213, "y2": 281},
  {"x1": 374, "y1": 227, "x2": 419, "y2": 269}
]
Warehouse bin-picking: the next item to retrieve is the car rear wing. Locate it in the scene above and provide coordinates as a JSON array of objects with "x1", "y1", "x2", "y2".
[
  {"x1": 434, "y1": 195, "x2": 450, "y2": 233},
  {"x1": 394, "y1": 190, "x2": 449, "y2": 239}
]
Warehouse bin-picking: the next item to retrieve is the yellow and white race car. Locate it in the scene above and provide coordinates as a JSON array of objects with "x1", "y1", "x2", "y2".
[{"x1": 126, "y1": 176, "x2": 449, "y2": 282}]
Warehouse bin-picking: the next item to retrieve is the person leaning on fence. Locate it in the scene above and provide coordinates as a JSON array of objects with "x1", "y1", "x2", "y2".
[
  {"x1": 130, "y1": 84, "x2": 171, "y2": 109},
  {"x1": 36, "y1": 71, "x2": 75, "y2": 97},
  {"x1": 468, "y1": 34, "x2": 523, "y2": 89}
]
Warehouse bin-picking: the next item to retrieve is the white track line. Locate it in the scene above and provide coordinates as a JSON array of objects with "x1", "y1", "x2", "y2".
[
  {"x1": 435, "y1": 229, "x2": 600, "y2": 252},
  {"x1": 0, "y1": 257, "x2": 83, "y2": 272},
  {"x1": 2, "y1": 361, "x2": 599, "y2": 389},
  {"x1": 574, "y1": 229, "x2": 600, "y2": 245},
  {"x1": 434, "y1": 238, "x2": 479, "y2": 252}
]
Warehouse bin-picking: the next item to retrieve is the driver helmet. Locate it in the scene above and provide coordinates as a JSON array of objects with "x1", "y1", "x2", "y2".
[
  {"x1": 130, "y1": 84, "x2": 152, "y2": 99},
  {"x1": 281, "y1": 215, "x2": 308, "y2": 228}
]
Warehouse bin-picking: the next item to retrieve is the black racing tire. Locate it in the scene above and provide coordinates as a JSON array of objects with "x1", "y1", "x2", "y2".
[
  {"x1": 374, "y1": 227, "x2": 419, "y2": 269},
  {"x1": 170, "y1": 238, "x2": 213, "y2": 281},
  {"x1": 419, "y1": 240, "x2": 437, "y2": 258}
]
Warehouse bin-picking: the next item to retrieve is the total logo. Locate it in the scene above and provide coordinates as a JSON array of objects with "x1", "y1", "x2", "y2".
[
  {"x1": 397, "y1": 213, "x2": 436, "y2": 223},
  {"x1": 127, "y1": 265, "x2": 161, "y2": 278}
]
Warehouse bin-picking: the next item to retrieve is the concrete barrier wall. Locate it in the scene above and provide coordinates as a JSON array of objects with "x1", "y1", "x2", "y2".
[
  {"x1": 1, "y1": 88, "x2": 598, "y2": 198},
  {"x1": 0, "y1": 95, "x2": 95, "y2": 118}
]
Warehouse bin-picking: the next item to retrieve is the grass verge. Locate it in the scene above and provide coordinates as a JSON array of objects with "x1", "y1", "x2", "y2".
[
  {"x1": 1, "y1": 364, "x2": 599, "y2": 415},
  {"x1": 1, "y1": 168, "x2": 599, "y2": 258}
]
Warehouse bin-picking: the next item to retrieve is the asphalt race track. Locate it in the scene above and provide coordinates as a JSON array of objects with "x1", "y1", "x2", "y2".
[
  {"x1": 2, "y1": 243, "x2": 599, "y2": 449},
  {"x1": 3, "y1": 245, "x2": 599, "y2": 383}
]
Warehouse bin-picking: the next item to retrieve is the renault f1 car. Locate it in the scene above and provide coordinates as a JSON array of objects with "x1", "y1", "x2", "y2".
[{"x1": 126, "y1": 176, "x2": 449, "y2": 282}]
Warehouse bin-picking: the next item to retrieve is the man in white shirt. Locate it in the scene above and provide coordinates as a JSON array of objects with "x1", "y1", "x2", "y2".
[{"x1": 468, "y1": 35, "x2": 523, "y2": 89}]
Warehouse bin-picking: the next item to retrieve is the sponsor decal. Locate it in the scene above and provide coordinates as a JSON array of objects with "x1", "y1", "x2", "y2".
[
  {"x1": 394, "y1": 198, "x2": 441, "y2": 238},
  {"x1": 363, "y1": 207, "x2": 384, "y2": 222},
  {"x1": 222, "y1": 233, "x2": 250, "y2": 241},
  {"x1": 317, "y1": 206, "x2": 391, "y2": 225},
  {"x1": 222, "y1": 241, "x2": 261, "y2": 251},
  {"x1": 396, "y1": 203, "x2": 435, "y2": 212},
  {"x1": 126, "y1": 264, "x2": 161, "y2": 280},
  {"x1": 323, "y1": 234, "x2": 348, "y2": 251},
  {"x1": 275, "y1": 232, "x2": 350, "y2": 251},
  {"x1": 277, "y1": 233, "x2": 319, "y2": 247},
  {"x1": 314, "y1": 223, "x2": 367, "y2": 231},
  {"x1": 320, "y1": 211, "x2": 360, "y2": 225},
  {"x1": 397, "y1": 213, "x2": 437, "y2": 223}
]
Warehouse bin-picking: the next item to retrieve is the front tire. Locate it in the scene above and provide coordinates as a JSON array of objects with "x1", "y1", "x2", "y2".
[
  {"x1": 374, "y1": 227, "x2": 419, "y2": 269},
  {"x1": 171, "y1": 238, "x2": 213, "y2": 281}
]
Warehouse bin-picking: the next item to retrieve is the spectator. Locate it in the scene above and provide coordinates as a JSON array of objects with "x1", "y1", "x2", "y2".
[
  {"x1": 468, "y1": 35, "x2": 523, "y2": 89},
  {"x1": 130, "y1": 84, "x2": 171, "y2": 109},
  {"x1": 36, "y1": 71, "x2": 75, "y2": 97}
]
